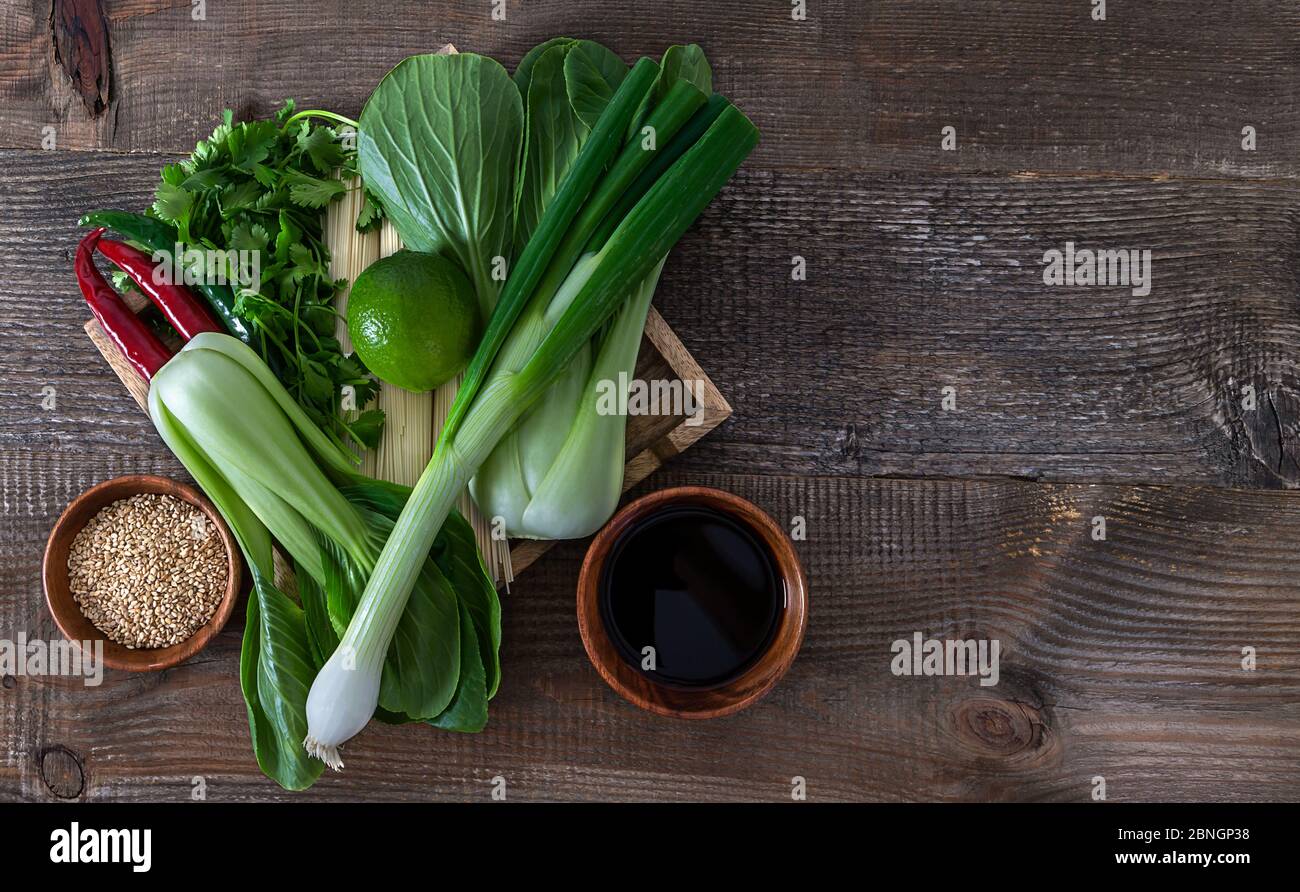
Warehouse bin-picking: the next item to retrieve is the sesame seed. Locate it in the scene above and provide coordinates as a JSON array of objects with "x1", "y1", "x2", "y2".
[{"x1": 67, "y1": 493, "x2": 228, "y2": 650}]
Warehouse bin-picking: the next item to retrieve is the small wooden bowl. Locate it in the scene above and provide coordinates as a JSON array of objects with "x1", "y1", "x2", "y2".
[
  {"x1": 43, "y1": 474, "x2": 241, "y2": 672},
  {"x1": 577, "y1": 486, "x2": 808, "y2": 719}
]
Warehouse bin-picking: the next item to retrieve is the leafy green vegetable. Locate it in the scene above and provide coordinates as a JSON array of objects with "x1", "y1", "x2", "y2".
[
  {"x1": 148, "y1": 333, "x2": 499, "y2": 781},
  {"x1": 660, "y1": 44, "x2": 712, "y2": 94},
  {"x1": 296, "y1": 555, "x2": 338, "y2": 668},
  {"x1": 564, "y1": 40, "x2": 630, "y2": 129},
  {"x1": 473, "y1": 257, "x2": 666, "y2": 539},
  {"x1": 135, "y1": 100, "x2": 383, "y2": 451},
  {"x1": 242, "y1": 570, "x2": 324, "y2": 790},
  {"x1": 473, "y1": 42, "x2": 728, "y2": 541},
  {"x1": 515, "y1": 41, "x2": 590, "y2": 247},
  {"x1": 514, "y1": 36, "x2": 575, "y2": 95},
  {"x1": 438, "y1": 58, "x2": 663, "y2": 448},
  {"x1": 354, "y1": 191, "x2": 387, "y2": 233},
  {"x1": 433, "y1": 510, "x2": 503, "y2": 698},
  {"x1": 425, "y1": 599, "x2": 489, "y2": 732},
  {"x1": 629, "y1": 43, "x2": 713, "y2": 141},
  {"x1": 150, "y1": 393, "x2": 323, "y2": 791},
  {"x1": 358, "y1": 53, "x2": 524, "y2": 319}
]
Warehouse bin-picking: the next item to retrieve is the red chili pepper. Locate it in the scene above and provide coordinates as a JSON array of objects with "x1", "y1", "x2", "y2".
[
  {"x1": 95, "y1": 237, "x2": 223, "y2": 341},
  {"x1": 76, "y1": 229, "x2": 174, "y2": 382}
]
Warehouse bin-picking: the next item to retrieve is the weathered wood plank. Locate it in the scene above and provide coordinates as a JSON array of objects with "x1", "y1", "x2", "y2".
[
  {"x1": 1, "y1": 1, "x2": 1298, "y2": 176},
  {"x1": 659, "y1": 170, "x2": 1300, "y2": 488},
  {"x1": 2, "y1": 0, "x2": 1297, "y2": 810},
  {"x1": 6, "y1": 147, "x2": 1299, "y2": 488},
  {"x1": 4, "y1": 459, "x2": 1298, "y2": 801}
]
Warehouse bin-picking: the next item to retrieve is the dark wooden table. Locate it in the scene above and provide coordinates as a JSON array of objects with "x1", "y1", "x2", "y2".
[{"x1": 2, "y1": 0, "x2": 1298, "y2": 802}]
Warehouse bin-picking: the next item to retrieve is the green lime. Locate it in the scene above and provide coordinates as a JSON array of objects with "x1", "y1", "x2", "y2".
[{"x1": 347, "y1": 250, "x2": 480, "y2": 392}]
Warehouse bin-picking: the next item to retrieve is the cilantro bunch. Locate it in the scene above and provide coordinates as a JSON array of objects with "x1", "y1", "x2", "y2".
[{"x1": 149, "y1": 100, "x2": 385, "y2": 451}]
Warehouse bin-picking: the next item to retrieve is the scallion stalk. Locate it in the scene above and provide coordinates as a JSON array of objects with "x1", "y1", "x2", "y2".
[
  {"x1": 305, "y1": 99, "x2": 760, "y2": 762},
  {"x1": 439, "y1": 57, "x2": 661, "y2": 445}
]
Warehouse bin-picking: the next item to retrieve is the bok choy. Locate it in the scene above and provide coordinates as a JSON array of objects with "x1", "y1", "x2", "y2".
[
  {"x1": 303, "y1": 49, "x2": 759, "y2": 763},
  {"x1": 474, "y1": 42, "x2": 720, "y2": 538},
  {"x1": 148, "y1": 333, "x2": 500, "y2": 778}
]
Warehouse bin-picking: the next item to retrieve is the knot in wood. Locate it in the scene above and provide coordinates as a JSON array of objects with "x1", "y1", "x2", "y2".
[
  {"x1": 38, "y1": 744, "x2": 86, "y2": 799},
  {"x1": 51, "y1": 0, "x2": 112, "y2": 115},
  {"x1": 951, "y1": 697, "x2": 1039, "y2": 758}
]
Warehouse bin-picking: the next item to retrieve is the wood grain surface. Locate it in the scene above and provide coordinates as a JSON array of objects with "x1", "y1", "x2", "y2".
[
  {"x1": 4, "y1": 1, "x2": 1299, "y2": 177},
  {"x1": 2, "y1": 0, "x2": 1298, "y2": 802},
  {"x1": 8, "y1": 150, "x2": 1299, "y2": 488},
  {"x1": 4, "y1": 466, "x2": 1298, "y2": 801}
]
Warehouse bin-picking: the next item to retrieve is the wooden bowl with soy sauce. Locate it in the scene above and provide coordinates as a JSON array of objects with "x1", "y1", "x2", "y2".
[{"x1": 577, "y1": 486, "x2": 808, "y2": 718}]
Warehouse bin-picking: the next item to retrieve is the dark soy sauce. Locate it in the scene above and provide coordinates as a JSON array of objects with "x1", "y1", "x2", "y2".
[{"x1": 598, "y1": 505, "x2": 784, "y2": 688}]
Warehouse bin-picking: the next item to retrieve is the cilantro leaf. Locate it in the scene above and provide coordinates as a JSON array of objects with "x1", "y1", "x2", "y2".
[
  {"x1": 285, "y1": 171, "x2": 346, "y2": 209},
  {"x1": 348, "y1": 409, "x2": 386, "y2": 450},
  {"x1": 228, "y1": 220, "x2": 271, "y2": 253},
  {"x1": 274, "y1": 210, "x2": 301, "y2": 263},
  {"x1": 300, "y1": 357, "x2": 335, "y2": 406},
  {"x1": 220, "y1": 179, "x2": 264, "y2": 216},
  {"x1": 152, "y1": 180, "x2": 193, "y2": 235},
  {"x1": 182, "y1": 168, "x2": 226, "y2": 191},
  {"x1": 297, "y1": 126, "x2": 347, "y2": 174},
  {"x1": 228, "y1": 120, "x2": 278, "y2": 172},
  {"x1": 109, "y1": 268, "x2": 137, "y2": 295},
  {"x1": 355, "y1": 189, "x2": 387, "y2": 233},
  {"x1": 274, "y1": 99, "x2": 297, "y2": 126},
  {"x1": 288, "y1": 243, "x2": 319, "y2": 284},
  {"x1": 251, "y1": 162, "x2": 280, "y2": 189}
]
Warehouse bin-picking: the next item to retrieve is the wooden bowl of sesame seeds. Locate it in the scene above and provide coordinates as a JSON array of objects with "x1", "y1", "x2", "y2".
[{"x1": 43, "y1": 475, "x2": 241, "y2": 672}]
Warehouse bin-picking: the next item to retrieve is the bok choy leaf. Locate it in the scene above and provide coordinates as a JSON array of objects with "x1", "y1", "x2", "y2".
[{"x1": 358, "y1": 53, "x2": 524, "y2": 318}]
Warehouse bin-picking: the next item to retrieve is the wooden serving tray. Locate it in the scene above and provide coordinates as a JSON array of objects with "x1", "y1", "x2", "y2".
[{"x1": 84, "y1": 296, "x2": 732, "y2": 578}]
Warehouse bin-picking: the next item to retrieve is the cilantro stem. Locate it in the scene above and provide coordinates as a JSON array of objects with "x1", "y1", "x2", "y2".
[
  {"x1": 292, "y1": 288, "x2": 304, "y2": 373},
  {"x1": 282, "y1": 110, "x2": 359, "y2": 132},
  {"x1": 256, "y1": 322, "x2": 294, "y2": 365}
]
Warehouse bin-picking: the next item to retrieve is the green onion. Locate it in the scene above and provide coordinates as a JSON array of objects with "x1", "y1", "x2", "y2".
[
  {"x1": 440, "y1": 57, "x2": 663, "y2": 446},
  {"x1": 306, "y1": 75, "x2": 760, "y2": 759},
  {"x1": 470, "y1": 94, "x2": 732, "y2": 539}
]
